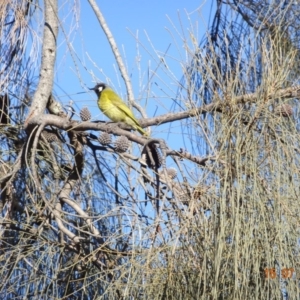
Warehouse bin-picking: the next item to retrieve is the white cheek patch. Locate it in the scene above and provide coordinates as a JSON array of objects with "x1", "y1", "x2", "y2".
[{"x1": 98, "y1": 86, "x2": 103, "y2": 92}]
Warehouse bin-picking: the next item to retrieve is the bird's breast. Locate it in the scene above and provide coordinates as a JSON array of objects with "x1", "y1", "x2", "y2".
[{"x1": 98, "y1": 95, "x2": 124, "y2": 122}]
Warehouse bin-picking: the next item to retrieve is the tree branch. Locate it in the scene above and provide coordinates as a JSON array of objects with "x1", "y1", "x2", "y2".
[
  {"x1": 87, "y1": 0, "x2": 147, "y2": 119},
  {"x1": 25, "y1": 0, "x2": 58, "y2": 126}
]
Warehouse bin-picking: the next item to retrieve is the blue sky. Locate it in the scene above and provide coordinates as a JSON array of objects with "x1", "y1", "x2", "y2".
[{"x1": 54, "y1": 0, "x2": 214, "y2": 126}]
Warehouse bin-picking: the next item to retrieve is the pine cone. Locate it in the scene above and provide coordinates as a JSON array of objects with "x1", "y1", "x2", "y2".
[
  {"x1": 142, "y1": 144, "x2": 162, "y2": 169},
  {"x1": 42, "y1": 131, "x2": 58, "y2": 143},
  {"x1": 275, "y1": 104, "x2": 293, "y2": 117},
  {"x1": 159, "y1": 168, "x2": 177, "y2": 182},
  {"x1": 172, "y1": 182, "x2": 191, "y2": 204},
  {"x1": 166, "y1": 168, "x2": 177, "y2": 179},
  {"x1": 114, "y1": 136, "x2": 130, "y2": 152},
  {"x1": 98, "y1": 132, "x2": 112, "y2": 145},
  {"x1": 80, "y1": 107, "x2": 91, "y2": 121}
]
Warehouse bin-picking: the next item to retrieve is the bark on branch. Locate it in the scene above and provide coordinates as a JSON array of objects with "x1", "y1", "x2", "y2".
[{"x1": 25, "y1": 0, "x2": 58, "y2": 127}]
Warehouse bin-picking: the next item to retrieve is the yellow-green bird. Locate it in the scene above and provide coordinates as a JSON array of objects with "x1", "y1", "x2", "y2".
[{"x1": 90, "y1": 83, "x2": 147, "y2": 136}]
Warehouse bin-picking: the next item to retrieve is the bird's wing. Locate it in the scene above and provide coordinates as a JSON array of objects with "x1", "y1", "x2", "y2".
[{"x1": 110, "y1": 94, "x2": 139, "y2": 123}]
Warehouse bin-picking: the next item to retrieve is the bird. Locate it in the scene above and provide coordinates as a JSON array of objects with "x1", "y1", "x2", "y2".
[{"x1": 90, "y1": 83, "x2": 147, "y2": 136}]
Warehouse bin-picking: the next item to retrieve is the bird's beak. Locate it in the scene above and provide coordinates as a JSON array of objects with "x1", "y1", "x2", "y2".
[{"x1": 89, "y1": 87, "x2": 95, "y2": 91}]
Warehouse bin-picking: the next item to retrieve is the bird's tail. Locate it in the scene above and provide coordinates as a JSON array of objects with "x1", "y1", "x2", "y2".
[
  {"x1": 137, "y1": 126, "x2": 148, "y2": 136},
  {"x1": 127, "y1": 117, "x2": 148, "y2": 136}
]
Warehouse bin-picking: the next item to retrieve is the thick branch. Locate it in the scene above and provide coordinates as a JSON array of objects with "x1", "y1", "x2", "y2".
[
  {"x1": 141, "y1": 84, "x2": 300, "y2": 127},
  {"x1": 21, "y1": 82, "x2": 300, "y2": 175},
  {"x1": 25, "y1": 0, "x2": 58, "y2": 125},
  {"x1": 24, "y1": 84, "x2": 300, "y2": 147}
]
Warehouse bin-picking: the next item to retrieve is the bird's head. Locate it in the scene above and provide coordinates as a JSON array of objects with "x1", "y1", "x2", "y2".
[{"x1": 89, "y1": 83, "x2": 107, "y2": 97}]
